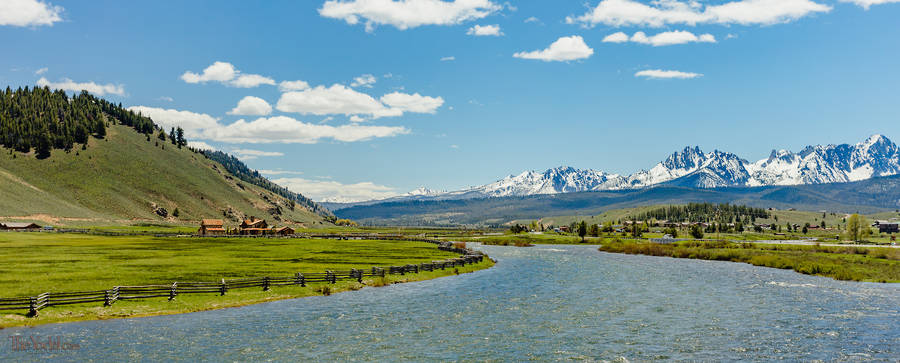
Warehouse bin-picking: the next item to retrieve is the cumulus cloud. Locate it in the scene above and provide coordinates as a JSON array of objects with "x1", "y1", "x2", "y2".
[
  {"x1": 34, "y1": 67, "x2": 48, "y2": 75},
  {"x1": 839, "y1": 0, "x2": 900, "y2": 9},
  {"x1": 272, "y1": 177, "x2": 398, "y2": 202},
  {"x1": 180, "y1": 61, "x2": 275, "y2": 88},
  {"x1": 126, "y1": 106, "x2": 220, "y2": 136},
  {"x1": 524, "y1": 16, "x2": 541, "y2": 23},
  {"x1": 204, "y1": 116, "x2": 410, "y2": 144},
  {"x1": 0, "y1": 0, "x2": 63, "y2": 27},
  {"x1": 350, "y1": 74, "x2": 377, "y2": 88},
  {"x1": 380, "y1": 92, "x2": 444, "y2": 113},
  {"x1": 513, "y1": 35, "x2": 594, "y2": 62},
  {"x1": 604, "y1": 30, "x2": 716, "y2": 46},
  {"x1": 231, "y1": 148, "x2": 285, "y2": 160},
  {"x1": 37, "y1": 77, "x2": 125, "y2": 96},
  {"x1": 318, "y1": 0, "x2": 502, "y2": 31},
  {"x1": 567, "y1": 0, "x2": 831, "y2": 28},
  {"x1": 635, "y1": 69, "x2": 703, "y2": 79},
  {"x1": 127, "y1": 106, "x2": 408, "y2": 145},
  {"x1": 276, "y1": 84, "x2": 443, "y2": 119},
  {"x1": 467, "y1": 24, "x2": 503, "y2": 36},
  {"x1": 279, "y1": 80, "x2": 311, "y2": 92},
  {"x1": 441, "y1": 56, "x2": 456, "y2": 61},
  {"x1": 230, "y1": 74, "x2": 276, "y2": 88},
  {"x1": 228, "y1": 96, "x2": 273, "y2": 116},
  {"x1": 187, "y1": 141, "x2": 216, "y2": 151},
  {"x1": 258, "y1": 169, "x2": 305, "y2": 176},
  {"x1": 276, "y1": 84, "x2": 400, "y2": 118}
]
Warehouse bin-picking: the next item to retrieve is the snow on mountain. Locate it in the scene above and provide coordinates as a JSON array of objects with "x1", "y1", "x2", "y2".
[{"x1": 335, "y1": 135, "x2": 900, "y2": 205}]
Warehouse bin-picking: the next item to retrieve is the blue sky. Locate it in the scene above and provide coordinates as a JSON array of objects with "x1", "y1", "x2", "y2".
[{"x1": 2, "y1": 0, "x2": 899, "y2": 202}]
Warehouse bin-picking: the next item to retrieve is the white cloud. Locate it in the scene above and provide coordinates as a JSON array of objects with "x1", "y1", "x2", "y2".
[
  {"x1": 276, "y1": 84, "x2": 443, "y2": 119},
  {"x1": 276, "y1": 84, "x2": 400, "y2": 118},
  {"x1": 126, "y1": 106, "x2": 220, "y2": 136},
  {"x1": 37, "y1": 77, "x2": 125, "y2": 96},
  {"x1": 441, "y1": 56, "x2": 456, "y2": 61},
  {"x1": 635, "y1": 69, "x2": 703, "y2": 79},
  {"x1": 524, "y1": 16, "x2": 540, "y2": 23},
  {"x1": 467, "y1": 24, "x2": 503, "y2": 36},
  {"x1": 188, "y1": 141, "x2": 216, "y2": 151},
  {"x1": 513, "y1": 35, "x2": 594, "y2": 62},
  {"x1": 839, "y1": 0, "x2": 900, "y2": 8},
  {"x1": 318, "y1": 0, "x2": 502, "y2": 31},
  {"x1": 181, "y1": 61, "x2": 236, "y2": 83},
  {"x1": 158, "y1": 96, "x2": 174, "y2": 102},
  {"x1": 279, "y1": 80, "x2": 311, "y2": 92},
  {"x1": 228, "y1": 96, "x2": 273, "y2": 116},
  {"x1": 258, "y1": 169, "x2": 305, "y2": 176},
  {"x1": 602, "y1": 32, "x2": 630, "y2": 43},
  {"x1": 34, "y1": 67, "x2": 48, "y2": 75},
  {"x1": 567, "y1": 0, "x2": 831, "y2": 28},
  {"x1": 230, "y1": 74, "x2": 276, "y2": 88},
  {"x1": 349, "y1": 115, "x2": 366, "y2": 122},
  {"x1": 231, "y1": 148, "x2": 284, "y2": 160},
  {"x1": 350, "y1": 74, "x2": 377, "y2": 88},
  {"x1": 605, "y1": 30, "x2": 716, "y2": 46},
  {"x1": 272, "y1": 177, "x2": 398, "y2": 202},
  {"x1": 380, "y1": 92, "x2": 444, "y2": 114},
  {"x1": 0, "y1": 0, "x2": 63, "y2": 27},
  {"x1": 204, "y1": 116, "x2": 409, "y2": 144},
  {"x1": 180, "y1": 61, "x2": 274, "y2": 88}
]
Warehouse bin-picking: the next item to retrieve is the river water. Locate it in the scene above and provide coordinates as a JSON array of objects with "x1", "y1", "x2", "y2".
[{"x1": 3, "y1": 244, "x2": 898, "y2": 361}]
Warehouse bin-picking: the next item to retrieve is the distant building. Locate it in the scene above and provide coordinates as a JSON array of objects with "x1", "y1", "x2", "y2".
[
  {"x1": 240, "y1": 217, "x2": 269, "y2": 235},
  {"x1": 0, "y1": 222, "x2": 41, "y2": 230},
  {"x1": 274, "y1": 226, "x2": 295, "y2": 236},
  {"x1": 198, "y1": 219, "x2": 226, "y2": 236},
  {"x1": 874, "y1": 221, "x2": 898, "y2": 234}
]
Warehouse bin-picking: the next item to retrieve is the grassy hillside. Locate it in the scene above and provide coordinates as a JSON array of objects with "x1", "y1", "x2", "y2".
[
  {"x1": 334, "y1": 177, "x2": 900, "y2": 226},
  {"x1": 0, "y1": 124, "x2": 326, "y2": 227}
]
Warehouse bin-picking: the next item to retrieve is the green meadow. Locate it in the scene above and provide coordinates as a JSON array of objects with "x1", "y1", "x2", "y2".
[
  {"x1": 0, "y1": 232, "x2": 492, "y2": 327},
  {"x1": 599, "y1": 239, "x2": 900, "y2": 283}
]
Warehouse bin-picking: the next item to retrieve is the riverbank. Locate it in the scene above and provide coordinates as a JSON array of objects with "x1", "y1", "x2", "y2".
[
  {"x1": 0, "y1": 233, "x2": 493, "y2": 327},
  {"x1": 599, "y1": 240, "x2": 900, "y2": 282}
]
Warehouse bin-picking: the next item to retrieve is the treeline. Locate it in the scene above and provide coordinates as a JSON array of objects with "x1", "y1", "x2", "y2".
[
  {"x1": 627, "y1": 203, "x2": 770, "y2": 224},
  {"x1": 0, "y1": 86, "x2": 156, "y2": 158},
  {"x1": 200, "y1": 150, "x2": 333, "y2": 218}
]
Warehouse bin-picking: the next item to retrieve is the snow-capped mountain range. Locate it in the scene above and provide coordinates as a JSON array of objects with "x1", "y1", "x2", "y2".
[{"x1": 327, "y1": 135, "x2": 900, "y2": 206}]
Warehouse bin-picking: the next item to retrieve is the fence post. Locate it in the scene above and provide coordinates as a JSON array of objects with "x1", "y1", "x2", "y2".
[
  {"x1": 327, "y1": 270, "x2": 336, "y2": 284},
  {"x1": 220, "y1": 279, "x2": 227, "y2": 296},
  {"x1": 169, "y1": 282, "x2": 177, "y2": 301},
  {"x1": 263, "y1": 277, "x2": 270, "y2": 291},
  {"x1": 27, "y1": 296, "x2": 38, "y2": 317}
]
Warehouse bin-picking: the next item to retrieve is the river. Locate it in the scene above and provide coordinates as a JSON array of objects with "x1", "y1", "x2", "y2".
[{"x1": 3, "y1": 244, "x2": 898, "y2": 361}]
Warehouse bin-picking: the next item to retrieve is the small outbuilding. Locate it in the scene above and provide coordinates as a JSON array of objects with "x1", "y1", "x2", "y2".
[
  {"x1": 874, "y1": 221, "x2": 898, "y2": 234},
  {"x1": 274, "y1": 226, "x2": 295, "y2": 236},
  {"x1": 1, "y1": 222, "x2": 42, "y2": 230}
]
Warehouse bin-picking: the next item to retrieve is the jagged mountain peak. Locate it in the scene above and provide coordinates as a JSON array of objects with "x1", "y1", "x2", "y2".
[{"x1": 341, "y1": 135, "x2": 899, "y2": 204}]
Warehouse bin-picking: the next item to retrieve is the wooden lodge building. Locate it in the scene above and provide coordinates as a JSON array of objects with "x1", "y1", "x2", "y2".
[
  {"x1": 240, "y1": 217, "x2": 269, "y2": 235},
  {"x1": 198, "y1": 219, "x2": 226, "y2": 236},
  {"x1": 197, "y1": 217, "x2": 295, "y2": 236}
]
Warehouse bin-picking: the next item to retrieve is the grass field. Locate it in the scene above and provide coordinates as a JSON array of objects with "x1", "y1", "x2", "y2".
[
  {"x1": 0, "y1": 233, "x2": 492, "y2": 327},
  {"x1": 599, "y1": 240, "x2": 900, "y2": 283}
]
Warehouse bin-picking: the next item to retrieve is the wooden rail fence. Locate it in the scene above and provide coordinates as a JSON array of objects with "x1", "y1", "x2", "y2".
[{"x1": 0, "y1": 247, "x2": 484, "y2": 317}]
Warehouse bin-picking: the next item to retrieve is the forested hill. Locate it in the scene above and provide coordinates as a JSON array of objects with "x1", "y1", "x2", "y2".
[
  {"x1": 201, "y1": 150, "x2": 332, "y2": 217},
  {"x1": 0, "y1": 86, "x2": 156, "y2": 158},
  {"x1": 0, "y1": 86, "x2": 331, "y2": 225}
]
